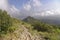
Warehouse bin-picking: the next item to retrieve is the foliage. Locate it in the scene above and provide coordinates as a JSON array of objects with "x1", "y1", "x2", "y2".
[
  {"x1": 0, "y1": 10, "x2": 60, "y2": 40},
  {"x1": 0, "y1": 10, "x2": 13, "y2": 34},
  {"x1": 23, "y1": 16, "x2": 60, "y2": 40}
]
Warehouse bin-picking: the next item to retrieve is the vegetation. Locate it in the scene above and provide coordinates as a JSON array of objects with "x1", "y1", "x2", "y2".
[
  {"x1": 0, "y1": 10, "x2": 12, "y2": 34},
  {"x1": 23, "y1": 16, "x2": 60, "y2": 40},
  {"x1": 0, "y1": 10, "x2": 16, "y2": 35},
  {"x1": 0, "y1": 10, "x2": 60, "y2": 40}
]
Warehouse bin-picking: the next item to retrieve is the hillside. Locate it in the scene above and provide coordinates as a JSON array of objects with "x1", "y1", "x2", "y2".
[
  {"x1": 0, "y1": 10, "x2": 60, "y2": 40},
  {"x1": 34, "y1": 15, "x2": 60, "y2": 25},
  {"x1": 23, "y1": 16, "x2": 60, "y2": 40},
  {"x1": 0, "y1": 10, "x2": 45, "y2": 40},
  {"x1": 23, "y1": 16, "x2": 42, "y2": 24}
]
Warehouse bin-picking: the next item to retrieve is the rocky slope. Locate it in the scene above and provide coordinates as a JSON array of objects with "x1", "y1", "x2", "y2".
[{"x1": 0, "y1": 23, "x2": 45, "y2": 40}]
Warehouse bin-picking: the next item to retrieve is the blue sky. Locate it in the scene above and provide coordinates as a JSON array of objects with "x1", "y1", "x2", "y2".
[
  {"x1": 8, "y1": 0, "x2": 48, "y2": 9},
  {"x1": 8, "y1": 0, "x2": 50, "y2": 9},
  {"x1": 0, "y1": 0, "x2": 60, "y2": 19},
  {"x1": 8, "y1": 0, "x2": 60, "y2": 9},
  {"x1": 8, "y1": 0, "x2": 60, "y2": 18},
  {"x1": 8, "y1": 0, "x2": 30, "y2": 9}
]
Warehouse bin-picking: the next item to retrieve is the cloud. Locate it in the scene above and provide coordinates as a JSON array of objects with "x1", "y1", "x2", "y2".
[
  {"x1": 0, "y1": 0, "x2": 60, "y2": 19},
  {"x1": 45, "y1": 11, "x2": 54, "y2": 15},
  {"x1": 0, "y1": 0, "x2": 9, "y2": 11},
  {"x1": 9, "y1": 5, "x2": 20, "y2": 18},
  {"x1": 33, "y1": 9, "x2": 60, "y2": 18},
  {"x1": 32, "y1": 10, "x2": 54, "y2": 17},
  {"x1": 10, "y1": 5, "x2": 20, "y2": 13},
  {"x1": 0, "y1": 0, "x2": 20, "y2": 18},
  {"x1": 32, "y1": 0, "x2": 42, "y2": 7},
  {"x1": 0, "y1": 0, "x2": 43, "y2": 19},
  {"x1": 23, "y1": 4, "x2": 31, "y2": 11},
  {"x1": 22, "y1": 0, "x2": 42, "y2": 17},
  {"x1": 0, "y1": 0, "x2": 19, "y2": 12},
  {"x1": 23, "y1": 0, "x2": 42, "y2": 10}
]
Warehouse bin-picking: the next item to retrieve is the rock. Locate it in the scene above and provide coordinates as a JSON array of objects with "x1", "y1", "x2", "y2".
[{"x1": 1, "y1": 25, "x2": 45, "y2": 40}]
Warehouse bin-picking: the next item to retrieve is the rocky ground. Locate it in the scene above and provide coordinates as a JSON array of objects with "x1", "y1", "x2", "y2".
[{"x1": 1, "y1": 24, "x2": 45, "y2": 40}]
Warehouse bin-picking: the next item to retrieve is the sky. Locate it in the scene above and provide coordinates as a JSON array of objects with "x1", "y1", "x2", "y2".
[{"x1": 0, "y1": 0, "x2": 60, "y2": 19}]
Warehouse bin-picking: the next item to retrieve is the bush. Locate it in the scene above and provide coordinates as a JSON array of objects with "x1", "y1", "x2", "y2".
[{"x1": 0, "y1": 10, "x2": 12, "y2": 34}]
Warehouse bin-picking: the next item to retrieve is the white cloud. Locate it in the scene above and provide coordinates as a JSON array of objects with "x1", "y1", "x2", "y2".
[
  {"x1": 0, "y1": 0, "x2": 60, "y2": 19},
  {"x1": 41, "y1": 10, "x2": 54, "y2": 16},
  {"x1": 10, "y1": 5, "x2": 20, "y2": 13},
  {"x1": 0, "y1": 0, "x2": 19, "y2": 13},
  {"x1": 46, "y1": 11, "x2": 54, "y2": 15},
  {"x1": 0, "y1": 0, "x2": 9, "y2": 11},
  {"x1": 23, "y1": 4, "x2": 31, "y2": 11},
  {"x1": 0, "y1": 0, "x2": 20, "y2": 18},
  {"x1": 22, "y1": 0, "x2": 42, "y2": 17},
  {"x1": 32, "y1": 0, "x2": 42, "y2": 7},
  {"x1": 9, "y1": 5, "x2": 20, "y2": 17},
  {"x1": 32, "y1": 10, "x2": 55, "y2": 17},
  {"x1": 23, "y1": 0, "x2": 42, "y2": 11},
  {"x1": 54, "y1": 9, "x2": 60, "y2": 14}
]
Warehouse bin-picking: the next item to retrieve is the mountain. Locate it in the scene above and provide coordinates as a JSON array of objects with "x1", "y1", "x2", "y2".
[
  {"x1": 33, "y1": 15, "x2": 60, "y2": 25},
  {"x1": 0, "y1": 10, "x2": 45, "y2": 40},
  {"x1": 23, "y1": 16, "x2": 41, "y2": 24},
  {"x1": 29, "y1": 10, "x2": 60, "y2": 25},
  {"x1": 0, "y1": 10, "x2": 60, "y2": 40},
  {"x1": 23, "y1": 16, "x2": 60, "y2": 32}
]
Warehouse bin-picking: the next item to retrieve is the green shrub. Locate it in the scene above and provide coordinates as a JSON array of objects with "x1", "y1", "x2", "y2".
[{"x1": 0, "y1": 10, "x2": 13, "y2": 34}]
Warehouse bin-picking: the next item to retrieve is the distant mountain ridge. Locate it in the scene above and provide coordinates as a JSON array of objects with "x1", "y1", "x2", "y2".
[
  {"x1": 23, "y1": 16, "x2": 42, "y2": 25},
  {"x1": 23, "y1": 16, "x2": 60, "y2": 25}
]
